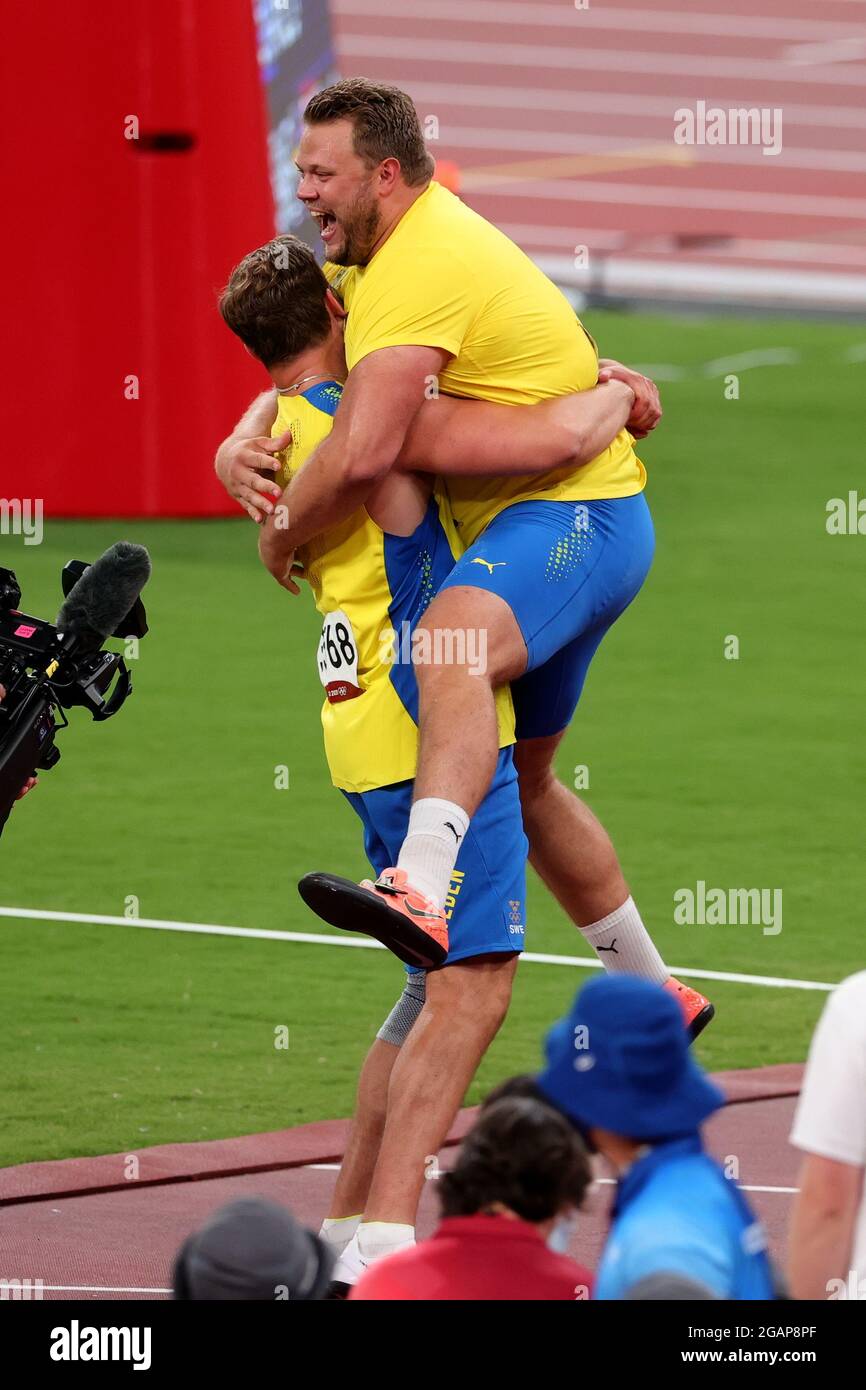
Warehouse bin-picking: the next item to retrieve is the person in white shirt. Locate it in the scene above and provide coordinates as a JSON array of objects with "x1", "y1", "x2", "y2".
[{"x1": 789, "y1": 971, "x2": 866, "y2": 1300}]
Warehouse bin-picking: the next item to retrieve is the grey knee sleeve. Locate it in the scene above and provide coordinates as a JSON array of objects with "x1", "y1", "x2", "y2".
[{"x1": 376, "y1": 972, "x2": 426, "y2": 1046}]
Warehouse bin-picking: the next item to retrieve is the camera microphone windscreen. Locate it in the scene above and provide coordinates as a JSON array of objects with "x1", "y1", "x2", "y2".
[{"x1": 56, "y1": 542, "x2": 152, "y2": 649}]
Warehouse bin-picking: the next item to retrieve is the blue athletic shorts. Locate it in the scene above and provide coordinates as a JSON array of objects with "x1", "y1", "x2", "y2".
[
  {"x1": 343, "y1": 747, "x2": 527, "y2": 974},
  {"x1": 439, "y1": 493, "x2": 655, "y2": 739}
]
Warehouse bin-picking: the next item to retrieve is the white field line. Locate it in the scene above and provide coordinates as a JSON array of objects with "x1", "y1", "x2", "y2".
[
  {"x1": 405, "y1": 80, "x2": 866, "y2": 132},
  {"x1": 335, "y1": 0, "x2": 865, "y2": 45},
  {"x1": 0, "y1": 906, "x2": 836, "y2": 993},
  {"x1": 622, "y1": 349, "x2": 802, "y2": 382},
  {"x1": 699, "y1": 348, "x2": 801, "y2": 374},
  {"x1": 307, "y1": 1163, "x2": 799, "y2": 1194},
  {"x1": 339, "y1": 33, "x2": 866, "y2": 87}
]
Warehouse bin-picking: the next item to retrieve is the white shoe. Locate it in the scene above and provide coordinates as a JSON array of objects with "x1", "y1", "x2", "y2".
[{"x1": 332, "y1": 1231, "x2": 370, "y2": 1287}]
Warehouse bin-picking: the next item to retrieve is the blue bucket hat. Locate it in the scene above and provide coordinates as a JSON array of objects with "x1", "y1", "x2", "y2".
[{"x1": 537, "y1": 974, "x2": 724, "y2": 1140}]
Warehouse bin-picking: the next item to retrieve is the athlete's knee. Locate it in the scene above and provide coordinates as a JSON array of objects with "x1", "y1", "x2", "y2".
[
  {"x1": 431, "y1": 953, "x2": 517, "y2": 1027},
  {"x1": 412, "y1": 634, "x2": 481, "y2": 693},
  {"x1": 514, "y1": 734, "x2": 565, "y2": 804},
  {"x1": 482, "y1": 958, "x2": 517, "y2": 1026},
  {"x1": 415, "y1": 590, "x2": 525, "y2": 686},
  {"x1": 412, "y1": 619, "x2": 501, "y2": 691}
]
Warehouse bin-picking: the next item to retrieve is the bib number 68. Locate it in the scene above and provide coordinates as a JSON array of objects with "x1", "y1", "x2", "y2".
[{"x1": 318, "y1": 610, "x2": 361, "y2": 701}]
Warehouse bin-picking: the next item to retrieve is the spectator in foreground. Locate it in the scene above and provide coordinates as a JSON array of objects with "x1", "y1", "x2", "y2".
[
  {"x1": 788, "y1": 970, "x2": 866, "y2": 1300},
  {"x1": 350, "y1": 1094, "x2": 593, "y2": 1300},
  {"x1": 173, "y1": 1196, "x2": 334, "y2": 1300},
  {"x1": 538, "y1": 973, "x2": 777, "y2": 1300}
]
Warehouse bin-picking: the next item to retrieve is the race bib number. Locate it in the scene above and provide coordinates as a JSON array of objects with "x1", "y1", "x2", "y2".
[{"x1": 317, "y1": 610, "x2": 362, "y2": 703}]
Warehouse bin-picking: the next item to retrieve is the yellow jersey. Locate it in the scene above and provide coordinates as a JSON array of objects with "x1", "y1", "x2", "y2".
[
  {"x1": 272, "y1": 380, "x2": 515, "y2": 792},
  {"x1": 324, "y1": 181, "x2": 646, "y2": 547}
]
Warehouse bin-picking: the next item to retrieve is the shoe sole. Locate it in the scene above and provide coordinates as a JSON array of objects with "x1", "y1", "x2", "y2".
[
  {"x1": 298, "y1": 872, "x2": 448, "y2": 969},
  {"x1": 688, "y1": 1002, "x2": 715, "y2": 1044}
]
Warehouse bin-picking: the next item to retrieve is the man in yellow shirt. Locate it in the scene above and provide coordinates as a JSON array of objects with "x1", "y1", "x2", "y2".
[
  {"x1": 218, "y1": 232, "x2": 642, "y2": 1286},
  {"x1": 215, "y1": 79, "x2": 712, "y2": 1042}
]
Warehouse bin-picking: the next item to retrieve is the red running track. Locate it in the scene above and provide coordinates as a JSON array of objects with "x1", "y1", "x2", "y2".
[
  {"x1": 0, "y1": 1064, "x2": 803, "y2": 1299},
  {"x1": 331, "y1": 0, "x2": 866, "y2": 309}
]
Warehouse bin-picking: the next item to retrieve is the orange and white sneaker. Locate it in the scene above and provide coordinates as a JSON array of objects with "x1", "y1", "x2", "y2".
[
  {"x1": 298, "y1": 867, "x2": 448, "y2": 969},
  {"x1": 665, "y1": 977, "x2": 715, "y2": 1043}
]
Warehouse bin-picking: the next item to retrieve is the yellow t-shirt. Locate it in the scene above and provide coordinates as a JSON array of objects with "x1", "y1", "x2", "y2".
[
  {"x1": 324, "y1": 181, "x2": 646, "y2": 547},
  {"x1": 272, "y1": 380, "x2": 515, "y2": 792}
]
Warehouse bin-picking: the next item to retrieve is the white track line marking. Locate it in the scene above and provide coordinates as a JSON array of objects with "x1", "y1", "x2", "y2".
[
  {"x1": 340, "y1": 33, "x2": 866, "y2": 87},
  {"x1": 533, "y1": 253, "x2": 866, "y2": 309},
  {"x1": 502, "y1": 228, "x2": 866, "y2": 271},
  {"x1": 404, "y1": 81, "x2": 866, "y2": 132},
  {"x1": 473, "y1": 178, "x2": 866, "y2": 224},
  {"x1": 438, "y1": 126, "x2": 866, "y2": 176},
  {"x1": 0, "y1": 906, "x2": 837, "y2": 992},
  {"x1": 786, "y1": 38, "x2": 866, "y2": 66},
  {"x1": 35, "y1": 1284, "x2": 172, "y2": 1294},
  {"x1": 336, "y1": 0, "x2": 864, "y2": 45},
  {"x1": 306, "y1": 1163, "x2": 798, "y2": 1194}
]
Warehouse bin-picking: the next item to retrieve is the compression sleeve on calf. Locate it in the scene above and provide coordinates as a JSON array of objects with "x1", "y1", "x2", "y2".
[{"x1": 376, "y1": 972, "x2": 427, "y2": 1047}]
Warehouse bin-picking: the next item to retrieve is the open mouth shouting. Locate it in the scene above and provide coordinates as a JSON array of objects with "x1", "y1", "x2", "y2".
[{"x1": 310, "y1": 209, "x2": 339, "y2": 246}]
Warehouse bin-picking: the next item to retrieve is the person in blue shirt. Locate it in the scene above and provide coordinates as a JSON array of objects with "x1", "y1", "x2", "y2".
[{"x1": 537, "y1": 974, "x2": 777, "y2": 1300}]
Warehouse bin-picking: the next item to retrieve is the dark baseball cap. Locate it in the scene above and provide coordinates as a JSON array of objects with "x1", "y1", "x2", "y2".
[{"x1": 173, "y1": 1196, "x2": 334, "y2": 1301}]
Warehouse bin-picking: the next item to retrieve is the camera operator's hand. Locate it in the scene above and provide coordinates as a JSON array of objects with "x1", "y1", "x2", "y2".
[{"x1": 0, "y1": 684, "x2": 37, "y2": 799}]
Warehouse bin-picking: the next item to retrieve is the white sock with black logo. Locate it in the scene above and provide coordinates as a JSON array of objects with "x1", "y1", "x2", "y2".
[
  {"x1": 396, "y1": 797, "x2": 470, "y2": 909},
  {"x1": 580, "y1": 896, "x2": 668, "y2": 983}
]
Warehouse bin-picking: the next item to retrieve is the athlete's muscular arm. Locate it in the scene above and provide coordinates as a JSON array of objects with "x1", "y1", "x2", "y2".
[
  {"x1": 214, "y1": 389, "x2": 293, "y2": 523},
  {"x1": 258, "y1": 345, "x2": 448, "y2": 579},
  {"x1": 398, "y1": 379, "x2": 635, "y2": 478}
]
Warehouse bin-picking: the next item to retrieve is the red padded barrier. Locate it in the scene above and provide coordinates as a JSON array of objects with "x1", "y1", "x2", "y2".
[{"x1": 2, "y1": 0, "x2": 275, "y2": 516}]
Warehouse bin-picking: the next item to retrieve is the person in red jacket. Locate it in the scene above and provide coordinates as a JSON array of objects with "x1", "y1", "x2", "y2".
[{"x1": 350, "y1": 1088, "x2": 593, "y2": 1300}]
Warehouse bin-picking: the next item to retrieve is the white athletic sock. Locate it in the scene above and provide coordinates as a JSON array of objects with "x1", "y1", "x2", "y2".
[
  {"x1": 358, "y1": 1221, "x2": 416, "y2": 1264},
  {"x1": 319, "y1": 1214, "x2": 362, "y2": 1256},
  {"x1": 396, "y1": 798, "x2": 470, "y2": 908},
  {"x1": 580, "y1": 896, "x2": 668, "y2": 983}
]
